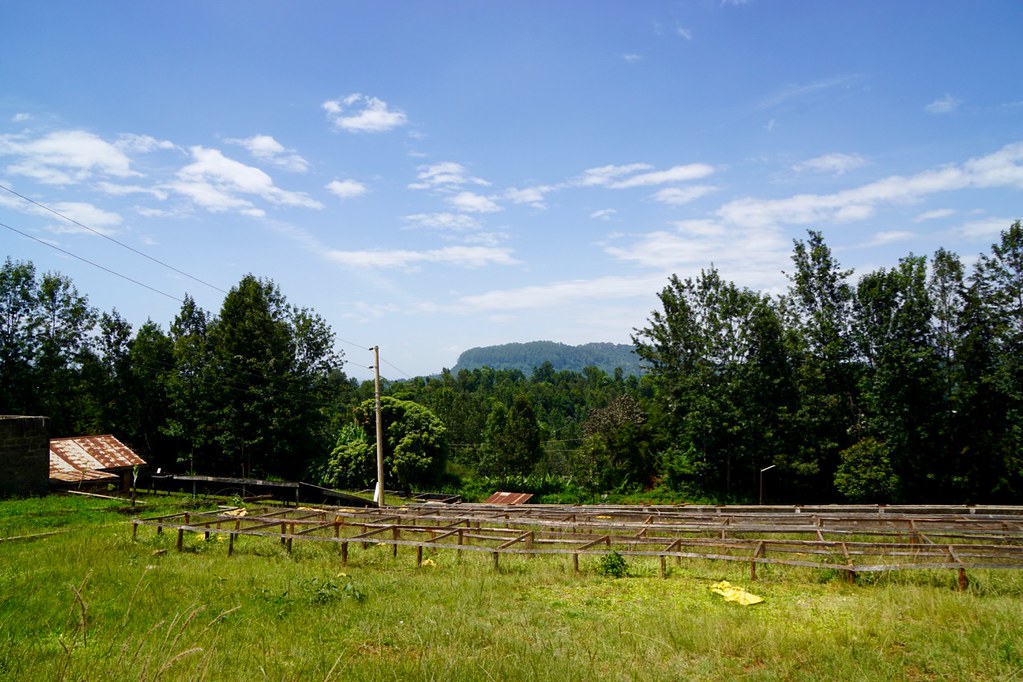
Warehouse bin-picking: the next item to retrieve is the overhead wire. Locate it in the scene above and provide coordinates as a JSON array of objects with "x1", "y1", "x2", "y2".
[
  {"x1": 2, "y1": 187, "x2": 411, "y2": 379},
  {"x1": 0, "y1": 182, "x2": 228, "y2": 295},
  {"x1": 1, "y1": 220, "x2": 183, "y2": 303}
]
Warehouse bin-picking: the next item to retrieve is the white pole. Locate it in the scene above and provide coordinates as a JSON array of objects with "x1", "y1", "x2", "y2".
[{"x1": 372, "y1": 346, "x2": 385, "y2": 508}]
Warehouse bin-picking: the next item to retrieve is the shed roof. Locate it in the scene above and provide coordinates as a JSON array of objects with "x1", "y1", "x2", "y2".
[
  {"x1": 49, "y1": 435, "x2": 145, "y2": 485},
  {"x1": 482, "y1": 491, "x2": 533, "y2": 505}
]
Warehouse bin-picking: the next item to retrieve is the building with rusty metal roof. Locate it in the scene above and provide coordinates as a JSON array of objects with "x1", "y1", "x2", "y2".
[{"x1": 49, "y1": 435, "x2": 146, "y2": 489}]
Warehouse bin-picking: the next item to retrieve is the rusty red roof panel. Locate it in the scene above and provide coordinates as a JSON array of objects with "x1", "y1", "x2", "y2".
[
  {"x1": 483, "y1": 491, "x2": 533, "y2": 505},
  {"x1": 49, "y1": 435, "x2": 145, "y2": 485},
  {"x1": 50, "y1": 435, "x2": 145, "y2": 471}
]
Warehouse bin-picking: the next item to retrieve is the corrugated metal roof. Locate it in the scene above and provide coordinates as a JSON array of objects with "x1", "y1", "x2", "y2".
[
  {"x1": 483, "y1": 491, "x2": 533, "y2": 505},
  {"x1": 49, "y1": 434, "x2": 145, "y2": 485}
]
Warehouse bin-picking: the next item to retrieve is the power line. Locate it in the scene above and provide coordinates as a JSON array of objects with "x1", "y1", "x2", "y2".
[
  {"x1": 1, "y1": 220, "x2": 183, "y2": 303},
  {"x1": 0, "y1": 183, "x2": 228, "y2": 295}
]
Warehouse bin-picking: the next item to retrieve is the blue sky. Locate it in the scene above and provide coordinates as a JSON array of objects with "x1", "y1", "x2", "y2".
[{"x1": 2, "y1": 1, "x2": 1022, "y2": 380}]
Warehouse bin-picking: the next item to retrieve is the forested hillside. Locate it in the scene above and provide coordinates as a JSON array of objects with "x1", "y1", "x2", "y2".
[
  {"x1": 3, "y1": 222, "x2": 1022, "y2": 504},
  {"x1": 451, "y1": 341, "x2": 642, "y2": 376}
]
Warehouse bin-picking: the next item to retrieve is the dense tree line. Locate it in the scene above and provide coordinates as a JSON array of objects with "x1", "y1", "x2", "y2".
[
  {"x1": 0, "y1": 265, "x2": 350, "y2": 479},
  {"x1": 3, "y1": 221, "x2": 1021, "y2": 503}
]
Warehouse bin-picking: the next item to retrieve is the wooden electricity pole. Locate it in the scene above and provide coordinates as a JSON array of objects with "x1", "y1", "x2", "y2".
[{"x1": 372, "y1": 346, "x2": 385, "y2": 508}]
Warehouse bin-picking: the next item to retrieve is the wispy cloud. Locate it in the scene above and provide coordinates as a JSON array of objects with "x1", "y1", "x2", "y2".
[
  {"x1": 651, "y1": 185, "x2": 718, "y2": 206},
  {"x1": 448, "y1": 190, "x2": 501, "y2": 213},
  {"x1": 405, "y1": 212, "x2": 481, "y2": 231},
  {"x1": 326, "y1": 178, "x2": 367, "y2": 199},
  {"x1": 577, "y1": 163, "x2": 714, "y2": 189},
  {"x1": 716, "y1": 142, "x2": 1023, "y2": 229},
  {"x1": 793, "y1": 152, "x2": 867, "y2": 175},
  {"x1": 323, "y1": 93, "x2": 408, "y2": 133},
  {"x1": 914, "y1": 208, "x2": 955, "y2": 222},
  {"x1": 675, "y1": 25, "x2": 693, "y2": 40},
  {"x1": 860, "y1": 230, "x2": 915, "y2": 247},
  {"x1": 590, "y1": 208, "x2": 617, "y2": 220},
  {"x1": 623, "y1": 53, "x2": 643, "y2": 63},
  {"x1": 925, "y1": 93, "x2": 961, "y2": 114},
  {"x1": 166, "y1": 146, "x2": 322, "y2": 216},
  {"x1": 758, "y1": 75, "x2": 857, "y2": 109},
  {"x1": 409, "y1": 162, "x2": 490, "y2": 190},
  {"x1": 325, "y1": 245, "x2": 517, "y2": 269},
  {"x1": 46, "y1": 201, "x2": 123, "y2": 235},
  {"x1": 227, "y1": 134, "x2": 309, "y2": 173},
  {"x1": 0, "y1": 129, "x2": 140, "y2": 184}
]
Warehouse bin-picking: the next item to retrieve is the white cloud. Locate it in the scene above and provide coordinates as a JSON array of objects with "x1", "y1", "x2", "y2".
[
  {"x1": 325, "y1": 245, "x2": 517, "y2": 269},
  {"x1": 405, "y1": 212, "x2": 481, "y2": 231},
  {"x1": 651, "y1": 185, "x2": 718, "y2": 206},
  {"x1": 166, "y1": 145, "x2": 322, "y2": 214},
  {"x1": 590, "y1": 208, "x2": 617, "y2": 220},
  {"x1": 716, "y1": 142, "x2": 1023, "y2": 229},
  {"x1": 445, "y1": 273, "x2": 668, "y2": 314},
  {"x1": 409, "y1": 162, "x2": 490, "y2": 190},
  {"x1": 448, "y1": 190, "x2": 501, "y2": 213},
  {"x1": 323, "y1": 93, "x2": 408, "y2": 133},
  {"x1": 577, "y1": 163, "x2": 652, "y2": 187},
  {"x1": 326, "y1": 178, "x2": 368, "y2": 199},
  {"x1": 793, "y1": 153, "x2": 867, "y2": 175},
  {"x1": 227, "y1": 134, "x2": 309, "y2": 173},
  {"x1": 959, "y1": 217, "x2": 1016, "y2": 239},
  {"x1": 676, "y1": 26, "x2": 692, "y2": 40},
  {"x1": 623, "y1": 54, "x2": 643, "y2": 63},
  {"x1": 503, "y1": 185, "x2": 553, "y2": 208},
  {"x1": 114, "y1": 133, "x2": 175, "y2": 154},
  {"x1": 914, "y1": 208, "x2": 955, "y2": 222},
  {"x1": 925, "y1": 94, "x2": 961, "y2": 114},
  {"x1": 609, "y1": 164, "x2": 715, "y2": 188},
  {"x1": 0, "y1": 129, "x2": 139, "y2": 184},
  {"x1": 12, "y1": 113, "x2": 30, "y2": 123},
  {"x1": 46, "y1": 201, "x2": 122, "y2": 235},
  {"x1": 95, "y1": 181, "x2": 168, "y2": 200},
  {"x1": 577, "y1": 163, "x2": 714, "y2": 189},
  {"x1": 860, "y1": 230, "x2": 915, "y2": 247},
  {"x1": 759, "y1": 75, "x2": 857, "y2": 109}
]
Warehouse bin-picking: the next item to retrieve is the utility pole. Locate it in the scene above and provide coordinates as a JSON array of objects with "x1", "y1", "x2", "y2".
[{"x1": 372, "y1": 346, "x2": 385, "y2": 508}]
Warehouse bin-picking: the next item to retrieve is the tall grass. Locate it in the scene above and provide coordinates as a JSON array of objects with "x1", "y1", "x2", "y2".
[{"x1": 2, "y1": 495, "x2": 1022, "y2": 680}]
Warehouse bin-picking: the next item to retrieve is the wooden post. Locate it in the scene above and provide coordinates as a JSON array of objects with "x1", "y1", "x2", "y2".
[
  {"x1": 492, "y1": 551, "x2": 500, "y2": 571},
  {"x1": 573, "y1": 553, "x2": 579, "y2": 573},
  {"x1": 958, "y1": 568, "x2": 968, "y2": 591},
  {"x1": 660, "y1": 555, "x2": 667, "y2": 579},
  {"x1": 176, "y1": 526, "x2": 184, "y2": 552},
  {"x1": 341, "y1": 541, "x2": 349, "y2": 566},
  {"x1": 457, "y1": 528, "x2": 464, "y2": 559},
  {"x1": 132, "y1": 522, "x2": 138, "y2": 541},
  {"x1": 280, "y1": 522, "x2": 287, "y2": 547},
  {"x1": 416, "y1": 545, "x2": 423, "y2": 567},
  {"x1": 228, "y1": 532, "x2": 235, "y2": 556},
  {"x1": 392, "y1": 526, "x2": 399, "y2": 557}
]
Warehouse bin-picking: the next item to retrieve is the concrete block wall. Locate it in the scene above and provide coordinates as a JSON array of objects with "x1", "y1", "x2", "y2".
[{"x1": 0, "y1": 416, "x2": 49, "y2": 497}]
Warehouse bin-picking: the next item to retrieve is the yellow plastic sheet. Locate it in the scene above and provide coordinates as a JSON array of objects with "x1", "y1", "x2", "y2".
[{"x1": 709, "y1": 580, "x2": 764, "y2": 606}]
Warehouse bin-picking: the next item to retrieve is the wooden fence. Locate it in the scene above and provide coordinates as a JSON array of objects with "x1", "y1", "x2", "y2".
[{"x1": 132, "y1": 503, "x2": 1023, "y2": 587}]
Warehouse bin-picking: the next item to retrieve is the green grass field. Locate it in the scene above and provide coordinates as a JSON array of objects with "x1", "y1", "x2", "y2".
[{"x1": 2, "y1": 494, "x2": 1022, "y2": 681}]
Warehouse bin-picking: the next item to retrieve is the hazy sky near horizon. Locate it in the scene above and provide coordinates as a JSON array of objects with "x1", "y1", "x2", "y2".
[{"x1": 2, "y1": 1, "x2": 1022, "y2": 380}]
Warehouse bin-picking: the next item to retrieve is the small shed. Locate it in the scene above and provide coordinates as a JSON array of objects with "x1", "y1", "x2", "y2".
[{"x1": 49, "y1": 435, "x2": 146, "y2": 490}]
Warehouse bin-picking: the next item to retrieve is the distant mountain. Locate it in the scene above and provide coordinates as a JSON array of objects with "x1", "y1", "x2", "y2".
[{"x1": 450, "y1": 341, "x2": 644, "y2": 377}]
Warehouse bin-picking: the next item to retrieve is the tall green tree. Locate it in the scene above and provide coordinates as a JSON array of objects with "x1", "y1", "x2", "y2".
[
  {"x1": 780, "y1": 230, "x2": 858, "y2": 497},
  {"x1": 315, "y1": 397, "x2": 447, "y2": 492},
  {"x1": 0, "y1": 258, "x2": 39, "y2": 415},
  {"x1": 479, "y1": 394, "x2": 543, "y2": 477},
  {"x1": 633, "y1": 267, "x2": 792, "y2": 498},
  {"x1": 850, "y1": 256, "x2": 942, "y2": 501}
]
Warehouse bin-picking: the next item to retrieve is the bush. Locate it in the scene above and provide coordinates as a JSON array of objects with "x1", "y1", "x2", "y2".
[{"x1": 596, "y1": 551, "x2": 629, "y2": 578}]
